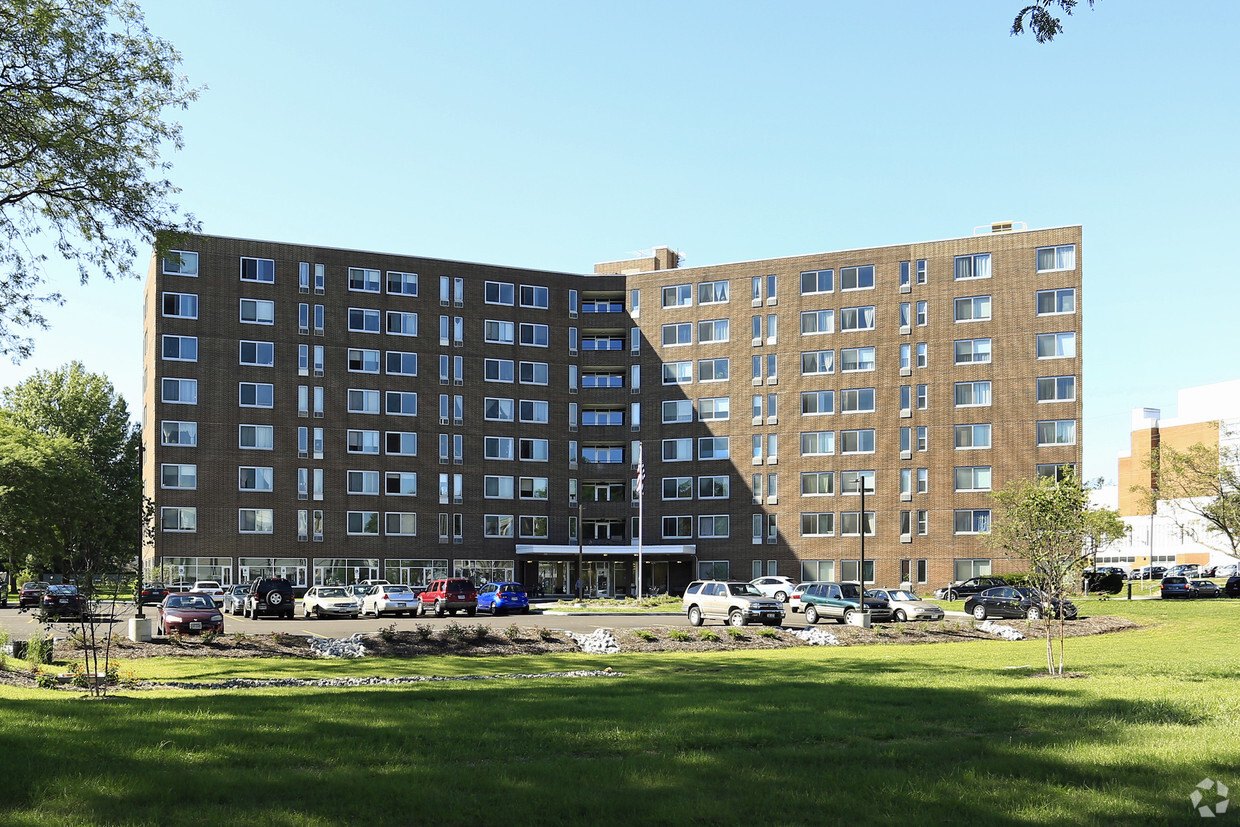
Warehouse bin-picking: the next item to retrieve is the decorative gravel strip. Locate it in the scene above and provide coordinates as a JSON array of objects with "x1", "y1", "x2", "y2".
[
  {"x1": 133, "y1": 669, "x2": 622, "y2": 691},
  {"x1": 792, "y1": 627, "x2": 842, "y2": 646},
  {"x1": 977, "y1": 620, "x2": 1026, "y2": 641}
]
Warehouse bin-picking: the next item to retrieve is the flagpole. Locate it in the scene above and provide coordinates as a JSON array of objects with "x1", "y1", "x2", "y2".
[{"x1": 636, "y1": 442, "x2": 645, "y2": 600}]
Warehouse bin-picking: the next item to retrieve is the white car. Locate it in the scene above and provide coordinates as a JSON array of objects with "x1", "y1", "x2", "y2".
[
  {"x1": 190, "y1": 580, "x2": 226, "y2": 606},
  {"x1": 303, "y1": 586, "x2": 361, "y2": 619},
  {"x1": 750, "y1": 576, "x2": 799, "y2": 603},
  {"x1": 866, "y1": 588, "x2": 945, "y2": 622},
  {"x1": 360, "y1": 584, "x2": 419, "y2": 617},
  {"x1": 787, "y1": 582, "x2": 811, "y2": 613}
]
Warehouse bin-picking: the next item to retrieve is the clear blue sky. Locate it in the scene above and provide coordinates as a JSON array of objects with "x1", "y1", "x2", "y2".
[{"x1": 3, "y1": 0, "x2": 1236, "y2": 482}]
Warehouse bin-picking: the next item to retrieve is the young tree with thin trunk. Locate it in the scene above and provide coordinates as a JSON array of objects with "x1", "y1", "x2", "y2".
[
  {"x1": 1138, "y1": 436, "x2": 1240, "y2": 562},
  {"x1": 984, "y1": 470, "x2": 1089, "y2": 675}
]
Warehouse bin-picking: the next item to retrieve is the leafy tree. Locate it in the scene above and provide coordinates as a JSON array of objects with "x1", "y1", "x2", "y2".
[
  {"x1": 1012, "y1": 0, "x2": 1097, "y2": 43},
  {"x1": 0, "y1": 0, "x2": 200, "y2": 359},
  {"x1": 1138, "y1": 435, "x2": 1240, "y2": 561},
  {"x1": 984, "y1": 469, "x2": 1089, "y2": 674}
]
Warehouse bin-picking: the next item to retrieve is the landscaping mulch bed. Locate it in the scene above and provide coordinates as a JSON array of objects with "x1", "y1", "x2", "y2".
[{"x1": 0, "y1": 615, "x2": 1140, "y2": 690}]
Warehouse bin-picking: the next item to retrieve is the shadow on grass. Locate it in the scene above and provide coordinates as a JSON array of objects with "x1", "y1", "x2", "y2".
[{"x1": 0, "y1": 651, "x2": 1228, "y2": 825}]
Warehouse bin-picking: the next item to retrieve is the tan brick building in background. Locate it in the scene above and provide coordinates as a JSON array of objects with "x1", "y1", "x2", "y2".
[{"x1": 142, "y1": 223, "x2": 1082, "y2": 594}]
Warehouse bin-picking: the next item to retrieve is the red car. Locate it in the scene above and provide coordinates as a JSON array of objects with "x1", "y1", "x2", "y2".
[
  {"x1": 416, "y1": 578, "x2": 478, "y2": 617},
  {"x1": 19, "y1": 581, "x2": 50, "y2": 609},
  {"x1": 157, "y1": 593, "x2": 224, "y2": 636}
]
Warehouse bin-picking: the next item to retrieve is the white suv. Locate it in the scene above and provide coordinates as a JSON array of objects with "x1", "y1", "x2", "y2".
[
  {"x1": 682, "y1": 581, "x2": 785, "y2": 627},
  {"x1": 750, "y1": 575, "x2": 798, "y2": 603}
]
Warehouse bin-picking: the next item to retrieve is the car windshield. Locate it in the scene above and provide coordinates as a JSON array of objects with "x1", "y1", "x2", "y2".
[
  {"x1": 447, "y1": 581, "x2": 472, "y2": 590},
  {"x1": 168, "y1": 595, "x2": 213, "y2": 609},
  {"x1": 195, "y1": 582, "x2": 221, "y2": 589},
  {"x1": 888, "y1": 590, "x2": 918, "y2": 601},
  {"x1": 48, "y1": 585, "x2": 77, "y2": 595},
  {"x1": 23, "y1": 582, "x2": 48, "y2": 590},
  {"x1": 386, "y1": 585, "x2": 413, "y2": 594},
  {"x1": 146, "y1": 583, "x2": 166, "y2": 590},
  {"x1": 727, "y1": 583, "x2": 763, "y2": 597},
  {"x1": 319, "y1": 587, "x2": 348, "y2": 598}
]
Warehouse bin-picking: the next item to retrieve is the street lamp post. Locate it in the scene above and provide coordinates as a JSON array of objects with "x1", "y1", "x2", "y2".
[
  {"x1": 135, "y1": 442, "x2": 145, "y2": 620},
  {"x1": 577, "y1": 499, "x2": 584, "y2": 602}
]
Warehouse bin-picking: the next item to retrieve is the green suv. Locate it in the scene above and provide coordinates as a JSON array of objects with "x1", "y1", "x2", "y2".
[{"x1": 798, "y1": 582, "x2": 892, "y2": 624}]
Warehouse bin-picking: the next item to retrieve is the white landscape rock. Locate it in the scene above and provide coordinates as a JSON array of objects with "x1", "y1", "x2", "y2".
[
  {"x1": 565, "y1": 628, "x2": 621, "y2": 654},
  {"x1": 309, "y1": 634, "x2": 368, "y2": 658},
  {"x1": 978, "y1": 620, "x2": 1025, "y2": 641},
  {"x1": 792, "y1": 627, "x2": 841, "y2": 646}
]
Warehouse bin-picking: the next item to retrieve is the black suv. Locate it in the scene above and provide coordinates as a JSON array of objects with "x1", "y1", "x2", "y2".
[{"x1": 244, "y1": 577, "x2": 295, "y2": 619}]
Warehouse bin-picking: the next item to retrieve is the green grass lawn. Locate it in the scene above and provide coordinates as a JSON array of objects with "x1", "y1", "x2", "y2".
[{"x1": 1, "y1": 600, "x2": 1236, "y2": 825}]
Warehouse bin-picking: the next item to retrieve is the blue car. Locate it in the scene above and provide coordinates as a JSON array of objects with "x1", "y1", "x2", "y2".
[{"x1": 477, "y1": 582, "x2": 530, "y2": 615}]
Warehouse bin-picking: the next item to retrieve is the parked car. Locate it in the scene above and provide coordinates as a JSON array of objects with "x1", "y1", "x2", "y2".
[
  {"x1": 787, "y1": 582, "x2": 811, "y2": 613},
  {"x1": 1192, "y1": 579, "x2": 1222, "y2": 599},
  {"x1": 1165, "y1": 564, "x2": 1202, "y2": 579},
  {"x1": 798, "y1": 582, "x2": 892, "y2": 624},
  {"x1": 18, "y1": 581, "x2": 50, "y2": 609},
  {"x1": 303, "y1": 585, "x2": 362, "y2": 618},
  {"x1": 1226, "y1": 575, "x2": 1240, "y2": 598},
  {"x1": 244, "y1": 577, "x2": 295, "y2": 619},
  {"x1": 1213, "y1": 564, "x2": 1237, "y2": 579},
  {"x1": 346, "y1": 584, "x2": 371, "y2": 613},
  {"x1": 416, "y1": 578, "x2": 478, "y2": 617},
  {"x1": 137, "y1": 583, "x2": 171, "y2": 606},
  {"x1": 1082, "y1": 570, "x2": 1125, "y2": 595},
  {"x1": 965, "y1": 587, "x2": 1077, "y2": 620},
  {"x1": 934, "y1": 576, "x2": 1008, "y2": 602},
  {"x1": 157, "y1": 593, "x2": 224, "y2": 635},
  {"x1": 1129, "y1": 566, "x2": 1167, "y2": 581},
  {"x1": 1159, "y1": 576, "x2": 1197, "y2": 599},
  {"x1": 682, "y1": 580, "x2": 785, "y2": 627},
  {"x1": 867, "y1": 588, "x2": 944, "y2": 622},
  {"x1": 222, "y1": 584, "x2": 249, "y2": 615},
  {"x1": 477, "y1": 582, "x2": 530, "y2": 615},
  {"x1": 190, "y1": 580, "x2": 226, "y2": 606},
  {"x1": 749, "y1": 575, "x2": 799, "y2": 603},
  {"x1": 41, "y1": 584, "x2": 88, "y2": 620},
  {"x1": 359, "y1": 579, "x2": 391, "y2": 588},
  {"x1": 362, "y1": 584, "x2": 420, "y2": 617}
]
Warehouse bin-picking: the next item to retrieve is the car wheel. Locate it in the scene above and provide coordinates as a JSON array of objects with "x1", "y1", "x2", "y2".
[
  {"x1": 774, "y1": 591, "x2": 788, "y2": 603},
  {"x1": 687, "y1": 606, "x2": 703, "y2": 627},
  {"x1": 843, "y1": 608, "x2": 856, "y2": 624},
  {"x1": 947, "y1": 591, "x2": 957, "y2": 602},
  {"x1": 466, "y1": 608, "x2": 476, "y2": 617},
  {"x1": 492, "y1": 607, "x2": 504, "y2": 617},
  {"x1": 434, "y1": 601, "x2": 445, "y2": 618},
  {"x1": 805, "y1": 605, "x2": 819, "y2": 625},
  {"x1": 894, "y1": 609, "x2": 907, "y2": 622},
  {"x1": 315, "y1": 607, "x2": 325, "y2": 619},
  {"x1": 1026, "y1": 605, "x2": 1042, "y2": 620},
  {"x1": 522, "y1": 607, "x2": 530, "y2": 615},
  {"x1": 972, "y1": 604, "x2": 987, "y2": 620},
  {"x1": 728, "y1": 610, "x2": 747, "y2": 627}
]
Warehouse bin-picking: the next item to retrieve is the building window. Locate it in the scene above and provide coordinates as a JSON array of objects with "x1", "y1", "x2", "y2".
[
  {"x1": 954, "y1": 466, "x2": 992, "y2": 492},
  {"x1": 345, "y1": 349, "x2": 379, "y2": 374},
  {"x1": 484, "y1": 515, "x2": 514, "y2": 538},
  {"x1": 800, "y1": 513, "x2": 834, "y2": 537},
  {"x1": 161, "y1": 506, "x2": 196, "y2": 532},
  {"x1": 347, "y1": 511, "x2": 380, "y2": 536},
  {"x1": 916, "y1": 301, "x2": 928, "y2": 326},
  {"x1": 519, "y1": 438, "x2": 549, "y2": 461},
  {"x1": 239, "y1": 382, "x2": 274, "y2": 408},
  {"x1": 698, "y1": 358, "x2": 729, "y2": 382},
  {"x1": 484, "y1": 436, "x2": 515, "y2": 461},
  {"x1": 238, "y1": 340, "x2": 273, "y2": 367},
  {"x1": 954, "y1": 253, "x2": 991, "y2": 280},
  {"x1": 485, "y1": 359, "x2": 515, "y2": 383},
  {"x1": 953, "y1": 511, "x2": 991, "y2": 535},
  {"x1": 698, "y1": 515, "x2": 729, "y2": 538},
  {"x1": 518, "y1": 361, "x2": 548, "y2": 385},
  {"x1": 385, "y1": 431, "x2": 417, "y2": 457},
  {"x1": 519, "y1": 285, "x2": 550, "y2": 309},
  {"x1": 662, "y1": 361, "x2": 692, "y2": 385},
  {"x1": 800, "y1": 269, "x2": 833, "y2": 295},
  {"x1": 840, "y1": 388, "x2": 875, "y2": 414},
  {"x1": 160, "y1": 463, "x2": 196, "y2": 489},
  {"x1": 162, "y1": 250, "x2": 198, "y2": 276},
  {"x1": 485, "y1": 281, "x2": 515, "y2": 306},
  {"x1": 1037, "y1": 245, "x2": 1076, "y2": 272},
  {"x1": 801, "y1": 390, "x2": 834, "y2": 416},
  {"x1": 1035, "y1": 332, "x2": 1077, "y2": 362},
  {"x1": 348, "y1": 308, "x2": 381, "y2": 333},
  {"x1": 238, "y1": 466, "x2": 274, "y2": 492},
  {"x1": 382, "y1": 350, "x2": 417, "y2": 377},
  {"x1": 801, "y1": 471, "x2": 834, "y2": 496},
  {"x1": 697, "y1": 475, "x2": 728, "y2": 499},
  {"x1": 239, "y1": 508, "x2": 275, "y2": 534},
  {"x1": 800, "y1": 309, "x2": 834, "y2": 335},
  {"x1": 161, "y1": 335, "x2": 197, "y2": 362},
  {"x1": 800, "y1": 431, "x2": 834, "y2": 456},
  {"x1": 386, "y1": 512, "x2": 418, "y2": 536},
  {"x1": 239, "y1": 298, "x2": 274, "y2": 325},
  {"x1": 383, "y1": 391, "x2": 416, "y2": 417},
  {"x1": 697, "y1": 397, "x2": 730, "y2": 422},
  {"x1": 162, "y1": 292, "x2": 198, "y2": 318},
  {"x1": 343, "y1": 389, "x2": 380, "y2": 414},
  {"x1": 238, "y1": 424, "x2": 273, "y2": 450},
  {"x1": 161, "y1": 420, "x2": 198, "y2": 447},
  {"x1": 698, "y1": 437, "x2": 729, "y2": 460},
  {"x1": 662, "y1": 399, "x2": 692, "y2": 424},
  {"x1": 954, "y1": 296, "x2": 991, "y2": 322},
  {"x1": 662, "y1": 477, "x2": 693, "y2": 501},
  {"x1": 662, "y1": 322, "x2": 691, "y2": 347},
  {"x1": 517, "y1": 476, "x2": 549, "y2": 500},
  {"x1": 387, "y1": 311, "x2": 418, "y2": 336},
  {"x1": 840, "y1": 512, "x2": 876, "y2": 537},
  {"x1": 954, "y1": 423, "x2": 991, "y2": 449},
  {"x1": 662, "y1": 284, "x2": 692, "y2": 308},
  {"x1": 954, "y1": 338, "x2": 992, "y2": 365},
  {"x1": 839, "y1": 429, "x2": 875, "y2": 454},
  {"x1": 1036, "y1": 463, "x2": 1077, "y2": 481},
  {"x1": 348, "y1": 267, "x2": 381, "y2": 293},
  {"x1": 162, "y1": 378, "x2": 197, "y2": 404},
  {"x1": 698, "y1": 280, "x2": 729, "y2": 304},
  {"x1": 484, "y1": 476, "x2": 514, "y2": 499},
  {"x1": 385, "y1": 472, "x2": 418, "y2": 496},
  {"x1": 387, "y1": 271, "x2": 418, "y2": 295},
  {"x1": 954, "y1": 381, "x2": 991, "y2": 407},
  {"x1": 518, "y1": 516, "x2": 549, "y2": 538},
  {"x1": 839, "y1": 306, "x2": 876, "y2": 332},
  {"x1": 1036, "y1": 288, "x2": 1076, "y2": 315},
  {"x1": 347, "y1": 470, "x2": 380, "y2": 495},
  {"x1": 698, "y1": 319, "x2": 729, "y2": 344},
  {"x1": 662, "y1": 438, "x2": 692, "y2": 462},
  {"x1": 839, "y1": 347, "x2": 875, "y2": 373},
  {"x1": 1037, "y1": 419, "x2": 1077, "y2": 446},
  {"x1": 662, "y1": 516, "x2": 693, "y2": 539},
  {"x1": 519, "y1": 323, "x2": 549, "y2": 347},
  {"x1": 346, "y1": 429, "x2": 380, "y2": 455},
  {"x1": 240, "y1": 257, "x2": 275, "y2": 283},
  {"x1": 839, "y1": 265, "x2": 874, "y2": 291},
  {"x1": 1037, "y1": 375, "x2": 1076, "y2": 402}
]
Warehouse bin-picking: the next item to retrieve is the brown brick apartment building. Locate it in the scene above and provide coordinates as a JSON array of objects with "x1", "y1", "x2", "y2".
[{"x1": 141, "y1": 224, "x2": 1082, "y2": 595}]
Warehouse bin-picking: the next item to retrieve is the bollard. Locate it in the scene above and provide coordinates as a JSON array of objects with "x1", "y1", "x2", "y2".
[{"x1": 1127, "y1": 580, "x2": 1132, "y2": 600}]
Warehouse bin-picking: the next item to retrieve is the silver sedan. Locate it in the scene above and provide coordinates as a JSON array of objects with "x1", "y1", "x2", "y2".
[{"x1": 867, "y1": 588, "x2": 945, "y2": 622}]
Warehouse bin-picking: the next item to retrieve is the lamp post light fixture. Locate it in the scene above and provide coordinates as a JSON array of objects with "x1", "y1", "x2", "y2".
[{"x1": 577, "y1": 499, "x2": 584, "y2": 603}]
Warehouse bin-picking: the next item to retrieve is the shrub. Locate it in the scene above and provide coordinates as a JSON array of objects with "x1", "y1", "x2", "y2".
[
  {"x1": 414, "y1": 624, "x2": 434, "y2": 641},
  {"x1": 725, "y1": 627, "x2": 745, "y2": 640},
  {"x1": 200, "y1": 629, "x2": 219, "y2": 645},
  {"x1": 668, "y1": 629, "x2": 690, "y2": 642},
  {"x1": 537, "y1": 627, "x2": 558, "y2": 642},
  {"x1": 69, "y1": 630, "x2": 88, "y2": 649},
  {"x1": 70, "y1": 663, "x2": 89, "y2": 689},
  {"x1": 26, "y1": 631, "x2": 52, "y2": 665},
  {"x1": 35, "y1": 670, "x2": 58, "y2": 690},
  {"x1": 469, "y1": 624, "x2": 489, "y2": 643},
  {"x1": 631, "y1": 629, "x2": 657, "y2": 642},
  {"x1": 698, "y1": 629, "x2": 720, "y2": 642},
  {"x1": 273, "y1": 632, "x2": 298, "y2": 647},
  {"x1": 442, "y1": 622, "x2": 465, "y2": 642},
  {"x1": 503, "y1": 624, "x2": 522, "y2": 641},
  {"x1": 232, "y1": 631, "x2": 248, "y2": 643},
  {"x1": 755, "y1": 627, "x2": 779, "y2": 639},
  {"x1": 378, "y1": 624, "x2": 397, "y2": 642}
]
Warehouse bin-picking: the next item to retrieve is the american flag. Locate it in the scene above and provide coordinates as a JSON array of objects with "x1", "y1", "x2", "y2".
[{"x1": 635, "y1": 444, "x2": 645, "y2": 498}]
